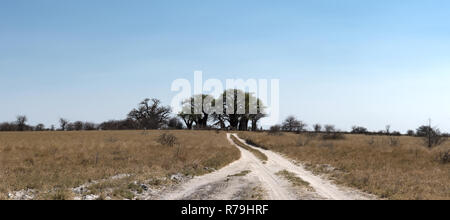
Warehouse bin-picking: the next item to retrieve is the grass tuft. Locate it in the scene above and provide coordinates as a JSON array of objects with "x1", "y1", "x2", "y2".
[
  {"x1": 228, "y1": 170, "x2": 251, "y2": 178},
  {"x1": 231, "y1": 135, "x2": 268, "y2": 162},
  {"x1": 276, "y1": 169, "x2": 314, "y2": 191}
]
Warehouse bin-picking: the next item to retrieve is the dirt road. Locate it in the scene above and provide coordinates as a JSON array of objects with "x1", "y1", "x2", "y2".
[{"x1": 160, "y1": 133, "x2": 374, "y2": 200}]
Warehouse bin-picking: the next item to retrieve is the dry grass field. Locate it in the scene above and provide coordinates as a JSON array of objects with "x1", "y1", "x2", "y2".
[
  {"x1": 238, "y1": 132, "x2": 450, "y2": 200},
  {"x1": 0, "y1": 130, "x2": 240, "y2": 200}
]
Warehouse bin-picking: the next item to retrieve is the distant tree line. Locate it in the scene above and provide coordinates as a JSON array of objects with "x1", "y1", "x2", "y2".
[
  {"x1": 0, "y1": 115, "x2": 35, "y2": 131},
  {"x1": 0, "y1": 89, "x2": 267, "y2": 132},
  {"x1": 268, "y1": 115, "x2": 448, "y2": 147},
  {"x1": 1, "y1": 92, "x2": 448, "y2": 148}
]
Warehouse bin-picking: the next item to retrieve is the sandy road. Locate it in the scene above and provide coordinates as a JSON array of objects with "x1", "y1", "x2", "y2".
[{"x1": 160, "y1": 133, "x2": 373, "y2": 200}]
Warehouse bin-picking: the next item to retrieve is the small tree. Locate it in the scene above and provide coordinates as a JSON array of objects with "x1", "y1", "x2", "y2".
[
  {"x1": 324, "y1": 125, "x2": 335, "y2": 133},
  {"x1": 35, "y1": 124, "x2": 45, "y2": 131},
  {"x1": 282, "y1": 116, "x2": 306, "y2": 132},
  {"x1": 59, "y1": 118, "x2": 69, "y2": 131},
  {"x1": 16, "y1": 115, "x2": 28, "y2": 131},
  {"x1": 407, "y1": 130, "x2": 415, "y2": 136},
  {"x1": 323, "y1": 124, "x2": 345, "y2": 140},
  {"x1": 385, "y1": 125, "x2": 391, "y2": 135},
  {"x1": 313, "y1": 124, "x2": 322, "y2": 133},
  {"x1": 416, "y1": 125, "x2": 447, "y2": 148},
  {"x1": 351, "y1": 126, "x2": 368, "y2": 134}
]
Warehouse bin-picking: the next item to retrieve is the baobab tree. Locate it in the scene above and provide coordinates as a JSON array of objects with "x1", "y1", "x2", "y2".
[
  {"x1": 219, "y1": 89, "x2": 266, "y2": 131},
  {"x1": 178, "y1": 94, "x2": 214, "y2": 129},
  {"x1": 128, "y1": 98, "x2": 172, "y2": 129}
]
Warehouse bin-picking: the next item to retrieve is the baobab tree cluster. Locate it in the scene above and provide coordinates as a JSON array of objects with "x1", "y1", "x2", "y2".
[{"x1": 178, "y1": 89, "x2": 266, "y2": 131}]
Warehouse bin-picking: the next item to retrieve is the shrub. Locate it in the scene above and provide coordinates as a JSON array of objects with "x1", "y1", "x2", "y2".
[
  {"x1": 268, "y1": 125, "x2": 282, "y2": 136},
  {"x1": 407, "y1": 130, "x2": 415, "y2": 136},
  {"x1": 167, "y1": 117, "x2": 184, "y2": 130},
  {"x1": 351, "y1": 126, "x2": 368, "y2": 134},
  {"x1": 313, "y1": 124, "x2": 322, "y2": 133},
  {"x1": 324, "y1": 125, "x2": 336, "y2": 133},
  {"x1": 281, "y1": 116, "x2": 307, "y2": 133},
  {"x1": 158, "y1": 133, "x2": 177, "y2": 147},
  {"x1": 321, "y1": 125, "x2": 345, "y2": 140},
  {"x1": 416, "y1": 126, "x2": 447, "y2": 148},
  {"x1": 437, "y1": 150, "x2": 450, "y2": 164}
]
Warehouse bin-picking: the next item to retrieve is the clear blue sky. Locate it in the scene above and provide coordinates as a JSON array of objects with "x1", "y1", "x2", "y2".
[{"x1": 1, "y1": 0, "x2": 449, "y2": 132}]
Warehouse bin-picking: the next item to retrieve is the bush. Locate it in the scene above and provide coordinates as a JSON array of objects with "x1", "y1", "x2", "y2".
[
  {"x1": 158, "y1": 133, "x2": 177, "y2": 147},
  {"x1": 351, "y1": 126, "x2": 368, "y2": 134},
  {"x1": 321, "y1": 125, "x2": 345, "y2": 140},
  {"x1": 416, "y1": 126, "x2": 447, "y2": 148},
  {"x1": 407, "y1": 130, "x2": 415, "y2": 136},
  {"x1": 437, "y1": 150, "x2": 450, "y2": 164},
  {"x1": 168, "y1": 117, "x2": 184, "y2": 130},
  {"x1": 268, "y1": 125, "x2": 282, "y2": 136}
]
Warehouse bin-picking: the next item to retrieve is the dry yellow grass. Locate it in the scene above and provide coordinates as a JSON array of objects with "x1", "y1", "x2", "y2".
[
  {"x1": 276, "y1": 169, "x2": 314, "y2": 191},
  {"x1": 238, "y1": 132, "x2": 450, "y2": 200},
  {"x1": 0, "y1": 130, "x2": 240, "y2": 199},
  {"x1": 230, "y1": 135, "x2": 268, "y2": 162}
]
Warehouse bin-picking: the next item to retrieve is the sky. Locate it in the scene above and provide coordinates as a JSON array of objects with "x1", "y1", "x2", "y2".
[{"x1": 1, "y1": 0, "x2": 450, "y2": 132}]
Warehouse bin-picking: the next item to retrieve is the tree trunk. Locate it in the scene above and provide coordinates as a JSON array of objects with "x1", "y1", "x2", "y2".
[
  {"x1": 229, "y1": 115, "x2": 239, "y2": 130},
  {"x1": 251, "y1": 119, "x2": 258, "y2": 131},
  {"x1": 239, "y1": 117, "x2": 249, "y2": 131}
]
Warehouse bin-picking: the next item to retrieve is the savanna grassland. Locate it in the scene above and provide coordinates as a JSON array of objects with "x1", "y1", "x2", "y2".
[
  {"x1": 0, "y1": 130, "x2": 240, "y2": 200},
  {"x1": 238, "y1": 132, "x2": 450, "y2": 200}
]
